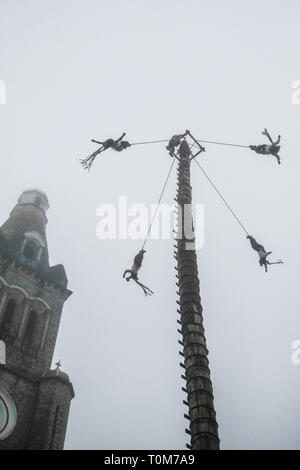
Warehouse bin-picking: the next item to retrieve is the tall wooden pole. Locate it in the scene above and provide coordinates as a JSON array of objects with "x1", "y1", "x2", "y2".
[{"x1": 175, "y1": 139, "x2": 220, "y2": 450}]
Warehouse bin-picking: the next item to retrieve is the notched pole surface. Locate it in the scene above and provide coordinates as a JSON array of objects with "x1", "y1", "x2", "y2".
[{"x1": 175, "y1": 139, "x2": 220, "y2": 450}]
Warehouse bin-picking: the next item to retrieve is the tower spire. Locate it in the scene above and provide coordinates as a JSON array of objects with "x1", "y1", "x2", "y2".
[{"x1": 176, "y1": 139, "x2": 220, "y2": 450}]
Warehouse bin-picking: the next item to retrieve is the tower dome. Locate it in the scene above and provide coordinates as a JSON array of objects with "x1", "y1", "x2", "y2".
[
  {"x1": 17, "y1": 189, "x2": 49, "y2": 214},
  {"x1": 0, "y1": 189, "x2": 50, "y2": 270}
]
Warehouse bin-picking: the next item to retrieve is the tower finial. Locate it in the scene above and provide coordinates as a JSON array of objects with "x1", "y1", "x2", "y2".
[{"x1": 55, "y1": 360, "x2": 62, "y2": 375}]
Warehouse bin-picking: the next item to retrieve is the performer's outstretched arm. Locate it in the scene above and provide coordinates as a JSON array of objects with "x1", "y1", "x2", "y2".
[
  {"x1": 116, "y1": 132, "x2": 126, "y2": 143},
  {"x1": 123, "y1": 269, "x2": 131, "y2": 278},
  {"x1": 273, "y1": 135, "x2": 281, "y2": 146}
]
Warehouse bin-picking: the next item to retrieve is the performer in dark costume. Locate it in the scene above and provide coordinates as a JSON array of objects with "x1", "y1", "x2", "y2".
[
  {"x1": 249, "y1": 129, "x2": 281, "y2": 165},
  {"x1": 166, "y1": 134, "x2": 186, "y2": 156},
  {"x1": 80, "y1": 132, "x2": 131, "y2": 170},
  {"x1": 247, "y1": 235, "x2": 283, "y2": 272},
  {"x1": 123, "y1": 250, "x2": 154, "y2": 296}
]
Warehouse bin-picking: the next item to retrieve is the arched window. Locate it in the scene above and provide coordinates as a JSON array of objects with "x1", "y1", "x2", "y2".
[
  {"x1": 1, "y1": 299, "x2": 16, "y2": 330},
  {"x1": 23, "y1": 239, "x2": 39, "y2": 261},
  {"x1": 34, "y1": 196, "x2": 42, "y2": 207},
  {"x1": 23, "y1": 310, "x2": 38, "y2": 343}
]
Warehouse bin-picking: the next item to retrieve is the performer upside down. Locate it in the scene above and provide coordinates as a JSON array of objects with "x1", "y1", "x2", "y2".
[
  {"x1": 123, "y1": 250, "x2": 154, "y2": 296},
  {"x1": 80, "y1": 132, "x2": 131, "y2": 171},
  {"x1": 247, "y1": 235, "x2": 283, "y2": 272},
  {"x1": 249, "y1": 129, "x2": 281, "y2": 165}
]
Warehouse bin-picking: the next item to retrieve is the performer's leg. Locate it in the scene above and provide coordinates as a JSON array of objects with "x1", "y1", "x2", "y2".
[
  {"x1": 273, "y1": 135, "x2": 281, "y2": 146},
  {"x1": 262, "y1": 129, "x2": 274, "y2": 145},
  {"x1": 248, "y1": 236, "x2": 265, "y2": 253},
  {"x1": 274, "y1": 154, "x2": 281, "y2": 165}
]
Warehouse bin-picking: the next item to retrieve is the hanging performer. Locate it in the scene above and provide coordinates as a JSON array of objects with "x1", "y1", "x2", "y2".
[
  {"x1": 123, "y1": 249, "x2": 154, "y2": 296},
  {"x1": 249, "y1": 128, "x2": 281, "y2": 165},
  {"x1": 80, "y1": 132, "x2": 131, "y2": 170},
  {"x1": 166, "y1": 133, "x2": 186, "y2": 156},
  {"x1": 247, "y1": 235, "x2": 283, "y2": 272}
]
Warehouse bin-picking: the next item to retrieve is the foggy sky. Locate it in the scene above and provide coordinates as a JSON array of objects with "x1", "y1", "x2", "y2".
[{"x1": 1, "y1": 0, "x2": 300, "y2": 450}]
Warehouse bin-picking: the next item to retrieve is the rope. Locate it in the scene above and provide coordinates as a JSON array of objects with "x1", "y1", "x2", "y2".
[
  {"x1": 193, "y1": 157, "x2": 249, "y2": 236},
  {"x1": 141, "y1": 157, "x2": 176, "y2": 250},
  {"x1": 131, "y1": 139, "x2": 169, "y2": 146},
  {"x1": 130, "y1": 137, "x2": 249, "y2": 148},
  {"x1": 196, "y1": 139, "x2": 249, "y2": 148}
]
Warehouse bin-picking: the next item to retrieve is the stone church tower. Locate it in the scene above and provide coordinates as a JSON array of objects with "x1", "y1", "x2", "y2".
[{"x1": 0, "y1": 189, "x2": 74, "y2": 449}]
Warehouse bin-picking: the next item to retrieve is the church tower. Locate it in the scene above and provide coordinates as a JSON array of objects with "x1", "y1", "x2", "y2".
[{"x1": 0, "y1": 189, "x2": 74, "y2": 450}]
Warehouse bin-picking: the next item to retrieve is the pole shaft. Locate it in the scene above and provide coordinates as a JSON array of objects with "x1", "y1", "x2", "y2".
[{"x1": 176, "y1": 140, "x2": 220, "y2": 450}]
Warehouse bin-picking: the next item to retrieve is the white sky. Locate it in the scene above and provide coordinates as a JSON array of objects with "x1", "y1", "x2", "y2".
[{"x1": 1, "y1": 0, "x2": 300, "y2": 450}]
